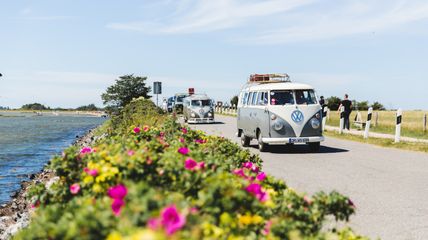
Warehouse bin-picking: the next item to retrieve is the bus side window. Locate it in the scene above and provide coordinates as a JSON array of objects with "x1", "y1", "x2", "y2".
[
  {"x1": 252, "y1": 92, "x2": 258, "y2": 105},
  {"x1": 247, "y1": 92, "x2": 253, "y2": 106},
  {"x1": 242, "y1": 92, "x2": 248, "y2": 105},
  {"x1": 258, "y1": 92, "x2": 267, "y2": 105},
  {"x1": 263, "y1": 92, "x2": 268, "y2": 105}
]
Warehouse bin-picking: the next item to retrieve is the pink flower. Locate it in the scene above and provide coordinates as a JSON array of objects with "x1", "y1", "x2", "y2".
[
  {"x1": 190, "y1": 207, "x2": 199, "y2": 214},
  {"x1": 233, "y1": 168, "x2": 246, "y2": 178},
  {"x1": 194, "y1": 139, "x2": 206, "y2": 144},
  {"x1": 242, "y1": 162, "x2": 253, "y2": 169},
  {"x1": 184, "y1": 158, "x2": 198, "y2": 170},
  {"x1": 242, "y1": 162, "x2": 259, "y2": 172},
  {"x1": 197, "y1": 161, "x2": 205, "y2": 169},
  {"x1": 147, "y1": 218, "x2": 161, "y2": 230},
  {"x1": 80, "y1": 147, "x2": 93, "y2": 155},
  {"x1": 108, "y1": 184, "x2": 128, "y2": 200},
  {"x1": 160, "y1": 132, "x2": 165, "y2": 137},
  {"x1": 181, "y1": 128, "x2": 188, "y2": 134},
  {"x1": 127, "y1": 150, "x2": 135, "y2": 156},
  {"x1": 70, "y1": 183, "x2": 80, "y2": 195},
  {"x1": 84, "y1": 168, "x2": 98, "y2": 177},
  {"x1": 256, "y1": 172, "x2": 267, "y2": 181},
  {"x1": 143, "y1": 125, "x2": 150, "y2": 132},
  {"x1": 111, "y1": 199, "x2": 125, "y2": 216},
  {"x1": 178, "y1": 147, "x2": 189, "y2": 155},
  {"x1": 303, "y1": 196, "x2": 312, "y2": 205},
  {"x1": 133, "y1": 127, "x2": 141, "y2": 133},
  {"x1": 245, "y1": 183, "x2": 268, "y2": 202},
  {"x1": 348, "y1": 198, "x2": 355, "y2": 208},
  {"x1": 161, "y1": 205, "x2": 186, "y2": 235},
  {"x1": 262, "y1": 220, "x2": 272, "y2": 235},
  {"x1": 179, "y1": 138, "x2": 185, "y2": 143}
]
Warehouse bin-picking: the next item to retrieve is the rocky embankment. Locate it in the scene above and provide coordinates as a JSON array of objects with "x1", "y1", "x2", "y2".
[{"x1": 0, "y1": 129, "x2": 103, "y2": 239}]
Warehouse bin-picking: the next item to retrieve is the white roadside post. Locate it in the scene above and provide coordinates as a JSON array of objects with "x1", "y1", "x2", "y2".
[
  {"x1": 322, "y1": 107, "x2": 328, "y2": 131},
  {"x1": 364, "y1": 107, "x2": 373, "y2": 139},
  {"x1": 395, "y1": 108, "x2": 402, "y2": 143},
  {"x1": 423, "y1": 113, "x2": 427, "y2": 132},
  {"x1": 339, "y1": 106, "x2": 345, "y2": 134}
]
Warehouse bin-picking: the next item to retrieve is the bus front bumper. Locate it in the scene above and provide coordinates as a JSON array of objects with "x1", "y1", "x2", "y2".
[
  {"x1": 188, "y1": 118, "x2": 215, "y2": 124},
  {"x1": 262, "y1": 136, "x2": 324, "y2": 145}
]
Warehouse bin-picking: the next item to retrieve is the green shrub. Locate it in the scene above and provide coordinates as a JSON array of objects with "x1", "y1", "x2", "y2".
[{"x1": 16, "y1": 98, "x2": 366, "y2": 240}]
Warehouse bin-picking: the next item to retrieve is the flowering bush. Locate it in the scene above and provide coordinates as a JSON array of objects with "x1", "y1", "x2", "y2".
[{"x1": 15, "y1": 99, "x2": 367, "y2": 240}]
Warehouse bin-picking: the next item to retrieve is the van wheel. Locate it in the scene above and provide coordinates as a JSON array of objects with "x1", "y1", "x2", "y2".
[
  {"x1": 309, "y1": 142, "x2": 320, "y2": 152},
  {"x1": 257, "y1": 131, "x2": 269, "y2": 152},
  {"x1": 241, "y1": 134, "x2": 250, "y2": 147}
]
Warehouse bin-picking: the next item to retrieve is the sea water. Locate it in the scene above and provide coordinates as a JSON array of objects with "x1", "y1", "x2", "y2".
[{"x1": 0, "y1": 111, "x2": 105, "y2": 205}]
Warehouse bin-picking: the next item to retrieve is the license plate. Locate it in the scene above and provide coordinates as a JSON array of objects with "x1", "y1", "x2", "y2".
[{"x1": 289, "y1": 138, "x2": 309, "y2": 143}]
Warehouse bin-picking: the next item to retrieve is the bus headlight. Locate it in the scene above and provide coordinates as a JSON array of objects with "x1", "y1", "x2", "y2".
[
  {"x1": 271, "y1": 114, "x2": 277, "y2": 120},
  {"x1": 311, "y1": 118, "x2": 320, "y2": 129},
  {"x1": 273, "y1": 121, "x2": 283, "y2": 131},
  {"x1": 191, "y1": 112, "x2": 196, "y2": 118}
]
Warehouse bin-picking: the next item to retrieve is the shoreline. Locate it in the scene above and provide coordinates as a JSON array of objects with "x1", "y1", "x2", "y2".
[{"x1": 0, "y1": 128, "x2": 101, "y2": 239}]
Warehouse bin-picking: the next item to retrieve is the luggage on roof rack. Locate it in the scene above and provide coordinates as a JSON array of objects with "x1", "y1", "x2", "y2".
[{"x1": 248, "y1": 73, "x2": 290, "y2": 83}]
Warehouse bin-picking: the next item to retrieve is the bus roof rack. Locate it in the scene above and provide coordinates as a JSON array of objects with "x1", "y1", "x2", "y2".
[{"x1": 248, "y1": 73, "x2": 290, "y2": 83}]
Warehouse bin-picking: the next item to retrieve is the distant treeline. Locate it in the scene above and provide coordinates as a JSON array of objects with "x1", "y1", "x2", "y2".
[
  {"x1": 325, "y1": 96, "x2": 385, "y2": 111},
  {"x1": 20, "y1": 103, "x2": 104, "y2": 111}
]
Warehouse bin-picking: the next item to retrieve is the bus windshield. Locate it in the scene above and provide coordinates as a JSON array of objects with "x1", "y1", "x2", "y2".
[
  {"x1": 191, "y1": 100, "x2": 211, "y2": 107},
  {"x1": 295, "y1": 90, "x2": 317, "y2": 105},
  {"x1": 270, "y1": 90, "x2": 294, "y2": 105}
]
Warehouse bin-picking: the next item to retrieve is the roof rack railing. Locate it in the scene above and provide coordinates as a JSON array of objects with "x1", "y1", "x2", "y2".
[{"x1": 248, "y1": 73, "x2": 291, "y2": 83}]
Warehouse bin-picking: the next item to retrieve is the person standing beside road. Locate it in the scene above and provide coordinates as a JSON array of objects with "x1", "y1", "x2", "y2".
[
  {"x1": 338, "y1": 94, "x2": 352, "y2": 130},
  {"x1": 319, "y1": 96, "x2": 327, "y2": 117}
]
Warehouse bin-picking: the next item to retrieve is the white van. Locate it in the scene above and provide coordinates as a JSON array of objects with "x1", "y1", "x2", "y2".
[
  {"x1": 183, "y1": 94, "x2": 215, "y2": 124},
  {"x1": 237, "y1": 74, "x2": 324, "y2": 152}
]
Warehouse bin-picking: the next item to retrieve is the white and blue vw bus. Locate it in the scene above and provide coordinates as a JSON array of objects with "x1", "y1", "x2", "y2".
[{"x1": 237, "y1": 74, "x2": 324, "y2": 152}]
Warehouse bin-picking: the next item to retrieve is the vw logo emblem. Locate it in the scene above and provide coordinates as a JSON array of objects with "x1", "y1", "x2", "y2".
[{"x1": 291, "y1": 110, "x2": 304, "y2": 123}]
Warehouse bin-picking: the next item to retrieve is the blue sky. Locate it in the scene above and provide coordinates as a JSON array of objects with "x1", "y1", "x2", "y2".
[{"x1": 0, "y1": 0, "x2": 427, "y2": 109}]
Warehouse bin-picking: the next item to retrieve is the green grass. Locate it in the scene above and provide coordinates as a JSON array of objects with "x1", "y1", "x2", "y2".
[
  {"x1": 324, "y1": 130, "x2": 428, "y2": 153},
  {"x1": 326, "y1": 110, "x2": 428, "y2": 140}
]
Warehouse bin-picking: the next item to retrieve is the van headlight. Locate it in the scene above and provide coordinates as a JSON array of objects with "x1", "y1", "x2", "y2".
[
  {"x1": 273, "y1": 121, "x2": 283, "y2": 131},
  {"x1": 208, "y1": 112, "x2": 213, "y2": 117},
  {"x1": 191, "y1": 112, "x2": 196, "y2": 118},
  {"x1": 311, "y1": 118, "x2": 320, "y2": 129}
]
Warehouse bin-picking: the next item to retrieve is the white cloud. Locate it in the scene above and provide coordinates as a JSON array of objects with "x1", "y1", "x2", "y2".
[
  {"x1": 241, "y1": 1, "x2": 428, "y2": 44},
  {"x1": 107, "y1": 0, "x2": 428, "y2": 44},
  {"x1": 107, "y1": 0, "x2": 314, "y2": 34}
]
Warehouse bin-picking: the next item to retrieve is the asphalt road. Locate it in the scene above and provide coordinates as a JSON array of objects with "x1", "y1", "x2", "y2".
[{"x1": 189, "y1": 115, "x2": 428, "y2": 240}]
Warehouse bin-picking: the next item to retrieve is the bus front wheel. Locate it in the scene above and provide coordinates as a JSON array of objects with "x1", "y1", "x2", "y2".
[{"x1": 241, "y1": 134, "x2": 250, "y2": 147}]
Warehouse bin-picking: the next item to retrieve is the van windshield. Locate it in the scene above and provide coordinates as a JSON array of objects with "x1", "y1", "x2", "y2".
[
  {"x1": 295, "y1": 90, "x2": 317, "y2": 105},
  {"x1": 270, "y1": 90, "x2": 294, "y2": 105},
  {"x1": 176, "y1": 95, "x2": 186, "y2": 103},
  {"x1": 191, "y1": 100, "x2": 211, "y2": 107}
]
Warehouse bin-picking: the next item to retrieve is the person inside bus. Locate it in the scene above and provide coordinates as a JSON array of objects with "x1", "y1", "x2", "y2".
[{"x1": 295, "y1": 91, "x2": 307, "y2": 105}]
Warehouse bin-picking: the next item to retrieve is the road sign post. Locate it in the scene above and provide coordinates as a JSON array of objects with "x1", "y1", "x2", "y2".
[
  {"x1": 395, "y1": 108, "x2": 402, "y2": 143},
  {"x1": 153, "y1": 82, "x2": 162, "y2": 107},
  {"x1": 364, "y1": 107, "x2": 373, "y2": 139},
  {"x1": 339, "y1": 106, "x2": 345, "y2": 134},
  {"x1": 424, "y1": 114, "x2": 427, "y2": 132}
]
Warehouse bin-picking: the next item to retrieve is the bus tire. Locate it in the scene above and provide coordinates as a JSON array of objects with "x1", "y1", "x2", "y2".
[
  {"x1": 257, "y1": 130, "x2": 269, "y2": 152},
  {"x1": 309, "y1": 142, "x2": 320, "y2": 152},
  {"x1": 241, "y1": 134, "x2": 250, "y2": 147}
]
